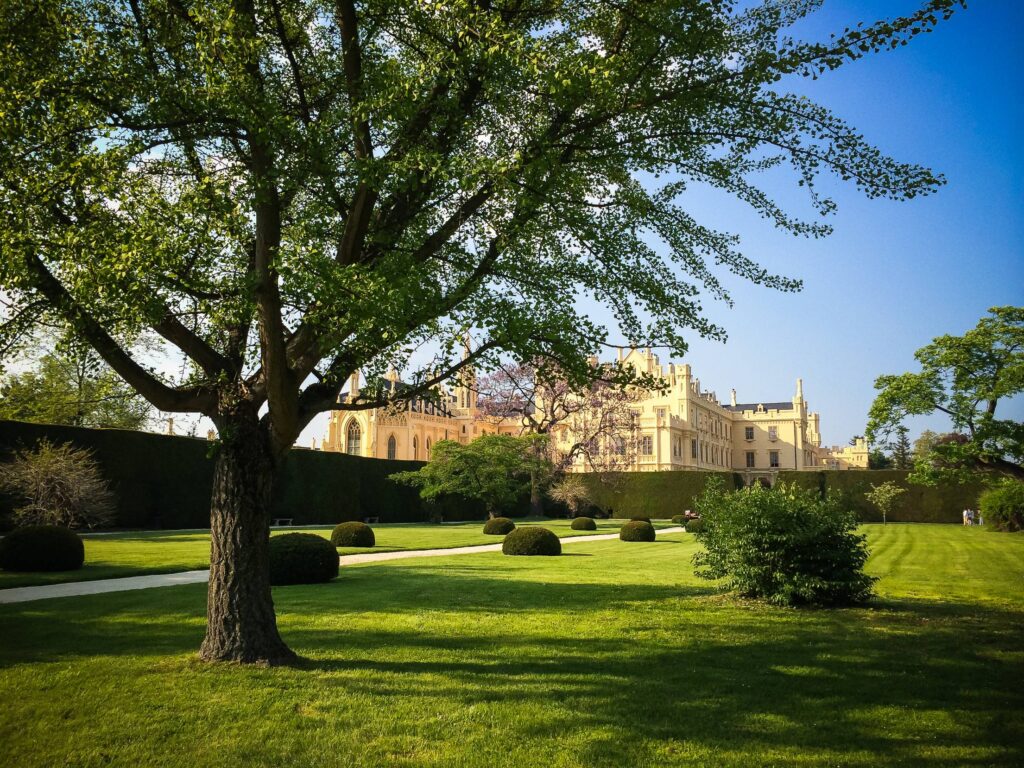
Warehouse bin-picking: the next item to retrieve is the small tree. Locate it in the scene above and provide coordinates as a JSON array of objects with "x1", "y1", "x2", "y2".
[
  {"x1": 392, "y1": 435, "x2": 550, "y2": 519},
  {"x1": 692, "y1": 478, "x2": 875, "y2": 607},
  {"x1": 0, "y1": 440, "x2": 116, "y2": 529},
  {"x1": 888, "y1": 425, "x2": 913, "y2": 471},
  {"x1": 864, "y1": 480, "x2": 906, "y2": 525},
  {"x1": 547, "y1": 475, "x2": 593, "y2": 518}
]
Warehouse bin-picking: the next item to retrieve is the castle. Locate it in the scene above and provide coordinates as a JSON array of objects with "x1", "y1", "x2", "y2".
[{"x1": 321, "y1": 347, "x2": 868, "y2": 483}]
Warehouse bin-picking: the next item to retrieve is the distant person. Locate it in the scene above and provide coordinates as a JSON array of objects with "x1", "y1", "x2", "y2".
[
  {"x1": 977, "y1": 510, "x2": 984, "y2": 526},
  {"x1": 967, "y1": 508, "x2": 975, "y2": 526},
  {"x1": 963, "y1": 508, "x2": 970, "y2": 526}
]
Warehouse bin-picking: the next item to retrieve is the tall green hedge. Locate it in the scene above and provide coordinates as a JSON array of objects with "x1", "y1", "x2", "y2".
[
  {"x1": 578, "y1": 471, "x2": 743, "y2": 519},
  {"x1": 0, "y1": 420, "x2": 491, "y2": 528},
  {"x1": 776, "y1": 470, "x2": 983, "y2": 523}
]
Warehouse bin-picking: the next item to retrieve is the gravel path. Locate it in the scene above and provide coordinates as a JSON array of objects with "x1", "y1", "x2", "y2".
[{"x1": 0, "y1": 526, "x2": 684, "y2": 604}]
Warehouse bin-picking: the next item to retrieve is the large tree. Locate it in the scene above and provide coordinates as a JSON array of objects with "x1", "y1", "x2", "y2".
[
  {"x1": 868, "y1": 307, "x2": 1024, "y2": 482},
  {"x1": 0, "y1": 0, "x2": 957, "y2": 663}
]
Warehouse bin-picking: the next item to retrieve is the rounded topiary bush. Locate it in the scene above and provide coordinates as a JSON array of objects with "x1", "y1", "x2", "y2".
[
  {"x1": 269, "y1": 533, "x2": 338, "y2": 585},
  {"x1": 502, "y1": 526, "x2": 561, "y2": 556},
  {"x1": 0, "y1": 525, "x2": 84, "y2": 572},
  {"x1": 571, "y1": 516, "x2": 597, "y2": 531},
  {"x1": 671, "y1": 514, "x2": 686, "y2": 524},
  {"x1": 483, "y1": 517, "x2": 516, "y2": 535},
  {"x1": 620, "y1": 520, "x2": 656, "y2": 542},
  {"x1": 685, "y1": 517, "x2": 705, "y2": 533},
  {"x1": 330, "y1": 521, "x2": 375, "y2": 547}
]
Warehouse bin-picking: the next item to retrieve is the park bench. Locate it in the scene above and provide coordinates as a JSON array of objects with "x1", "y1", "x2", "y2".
[{"x1": 271, "y1": 518, "x2": 294, "y2": 527}]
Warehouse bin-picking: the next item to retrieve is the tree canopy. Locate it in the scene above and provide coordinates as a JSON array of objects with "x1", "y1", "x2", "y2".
[
  {"x1": 0, "y1": 0, "x2": 961, "y2": 663},
  {"x1": 867, "y1": 307, "x2": 1024, "y2": 482}
]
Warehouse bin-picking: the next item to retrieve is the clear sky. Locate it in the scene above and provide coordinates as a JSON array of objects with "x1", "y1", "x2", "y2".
[{"x1": 296, "y1": 1, "x2": 1024, "y2": 450}]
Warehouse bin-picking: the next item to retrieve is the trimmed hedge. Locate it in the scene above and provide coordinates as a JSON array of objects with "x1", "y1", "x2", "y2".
[
  {"x1": 671, "y1": 514, "x2": 686, "y2": 524},
  {"x1": 269, "y1": 533, "x2": 338, "y2": 585},
  {"x1": 502, "y1": 526, "x2": 561, "y2": 556},
  {"x1": 483, "y1": 517, "x2": 515, "y2": 535},
  {"x1": 979, "y1": 482, "x2": 1024, "y2": 532},
  {"x1": 776, "y1": 470, "x2": 984, "y2": 524},
  {"x1": 0, "y1": 420, "x2": 507, "y2": 528},
  {"x1": 570, "y1": 516, "x2": 597, "y2": 530},
  {"x1": 620, "y1": 520, "x2": 656, "y2": 542},
  {"x1": 685, "y1": 518, "x2": 704, "y2": 533},
  {"x1": 579, "y1": 471, "x2": 741, "y2": 519},
  {"x1": 0, "y1": 525, "x2": 84, "y2": 572},
  {"x1": 330, "y1": 521, "x2": 375, "y2": 547}
]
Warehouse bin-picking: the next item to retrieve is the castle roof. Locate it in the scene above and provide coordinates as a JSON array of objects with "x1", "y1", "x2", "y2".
[{"x1": 724, "y1": 401, "x2": 793, "y2": 413}]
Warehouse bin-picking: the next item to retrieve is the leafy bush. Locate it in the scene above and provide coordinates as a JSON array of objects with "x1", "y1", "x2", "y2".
[
  {"x1": 269, "y1": 533, "x2": 338, "y2": 585},
  {"x1": 330, "y1": 521, "x2": 375, "y2": 547},
  {"x1": 685, "y1": 517, "x2": 704, "y2": 533},
  {"x1": 620, "y1": 520, "x2": 656, "y2": 542},
  {"x1": 0, "y1": 440, "x2": 115, "y2": 529},
  {"x1": 0, "y1": 525, "x2": 84, "y2": 572},
  {"x1": 979, "y1": 482, "x2": 1024, "y2": 532},
  {"x1": 693, "y1": 478, "x2": 875, "y2": 607},
  {"x1": 483, "y1": 517, "x2": 516, "y2": 535},
  {"x1": 671, "y1": 514, "x2": 686, "y2": 524},
  {"x1": 502, "y1": 526, "x2": 561, "y2": 556},
  {"x1": 570, "y1": 516, "x2": 596, "y2": 530}
]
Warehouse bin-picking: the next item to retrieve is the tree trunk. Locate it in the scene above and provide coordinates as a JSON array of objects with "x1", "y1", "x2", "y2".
[
  {"x1": 199, "y1": 408, "x2": 295, "y2": 665},
  {"x1": 529, "y1": 471, "x2": 543, "y2": 517}
]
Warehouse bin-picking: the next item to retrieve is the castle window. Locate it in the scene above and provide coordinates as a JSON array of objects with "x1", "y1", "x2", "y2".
[
  {"x1": 346, "y1": 421, "x2": 362, "y2": 455},
  {"x1": 640, "y1": 436, "x2": 653, "y2": 455},
  {"x1": 769, "y1": 450, "x2": 780, "y2": 468},
  {"x1": 745, "y1": 451, "x2": 755, "y2": 468},
  {"x1": 426, "y1": 437, "x2": 432, "y2": 458},
  {"x1": 768, "y1": 426, "x2": 778, "y2": 442},
  {"x1": 745, "y1": 426, "x2": 754, "y2": 441},
  {"x1": 691, "y1": 439, "x2": 698, "y2": 459},
  {"x1": 613, "y1": 437, "x2": 626, "y2": 455},
  {"x1": 387, "y1": 435, "x2": 397, "y2": 460},
  {"x1": 413, "y1": 436, "x2": 418, "y2": 460}
]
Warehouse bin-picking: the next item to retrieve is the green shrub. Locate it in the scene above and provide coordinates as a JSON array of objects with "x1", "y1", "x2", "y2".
[
  {"x1": 671, "y1": 514, "x2": 686, "y2": 524},
  {"x1": 483, "y1": 517, "x2": 516, "y2": 535},
  {"x1": 570, "y1": 516, "x2": 597, "y2": 531},
  {"x1": 269, "y1": 533, "x2": 338, "y2": 585},
  {"x1": 685, "y1": 517, "x2": 704, "y2": 533},
  {"x1": 979, "y1": 482, "x2": 1024, "y2": 532},
  {"x1": 0, "y1": 525, "x2": 84, "y2": 572},
  {"x1": 330, "y1": 521, "x2": 375, "y2": 547},
  {"x1": 630, "y1": 515, "x2": 651, "y2": 523},
  {"x1": 502, "y1": 526, "x2": 561, "y2": 556},
  {"x1": 693, "y1": 478, "x2": 875, "y2": 607},
  {"x1": 620, "y1": 520, "x2": 656, "y2": 542}
]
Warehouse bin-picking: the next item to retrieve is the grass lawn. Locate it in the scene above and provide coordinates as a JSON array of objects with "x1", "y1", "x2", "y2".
[
  {"x1": 0, "y1": 518, "x2": 673, "y2": 589},
  {"x1": 1, "y1": 524, "x2": 1022, "y2": 767}
]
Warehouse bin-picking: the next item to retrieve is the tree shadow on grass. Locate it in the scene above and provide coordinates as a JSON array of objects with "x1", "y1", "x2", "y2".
[{"x1": 0, "y1": 566, "x2": 1021, "y2": 766}]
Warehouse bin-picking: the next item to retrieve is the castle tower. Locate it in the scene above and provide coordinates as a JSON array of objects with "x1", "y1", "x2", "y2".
[{"x1": 453, "y1": 332, "x2": 477, "y2": 412}]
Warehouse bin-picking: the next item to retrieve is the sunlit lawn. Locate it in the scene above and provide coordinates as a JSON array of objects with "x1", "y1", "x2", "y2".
[
  {"x1": 0, "y1": 518, "x2": 673, "y2": 589},
  {"x1": 0, "y1": 525, "x2": 1021, "y2": 767}
]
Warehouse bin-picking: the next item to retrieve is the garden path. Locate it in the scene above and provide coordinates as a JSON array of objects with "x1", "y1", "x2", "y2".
[{"x1": 0, "y1": 526, "x2": 683, "y2": 605}]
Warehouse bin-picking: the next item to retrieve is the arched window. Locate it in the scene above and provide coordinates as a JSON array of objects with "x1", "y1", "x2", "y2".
[
  {"x1": 413, "y1": 435, "x2": 418, "y2": 460},
  {"x1": 387, "y1": 435, "x2": 397, "y2": 460},
  {"x1": 426, "y1": 437, "x2": 432, "y2": 458},
  {"x1": 346, "y1": 420, "x2": 361, "y2": 455}
]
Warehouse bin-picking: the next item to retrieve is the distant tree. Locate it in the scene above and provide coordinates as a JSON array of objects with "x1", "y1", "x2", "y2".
[
  {"x1": 864, "y1": 480, "x2": 906, "y2": 525},
  {"x1": 392, "y1": 434, "x2": 551, "y2": 519},
  {"x1": 868, "y1": 307, "x2": 1024, "y2": 482},
  {"x1": 0, "y1": 336, "x2": 151, "y2": 430},
  {"x1": 913, "y1": 429, "x2": 941, "y2": 459},
  {"x1": 888, "y1": 425, "x2": 913, "y2": 470},
  {"x1": 547, "y1": 474, "x2": 593, "y2": 518},
  {"x1": 0, "y1": 440, "x2": 116, "y2": 529},
  {"x1": 869, "y1": 450, "x2": 893, "y2": 470}
]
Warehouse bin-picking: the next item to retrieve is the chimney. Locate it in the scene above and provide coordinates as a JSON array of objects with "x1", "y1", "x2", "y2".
[
  {"x1": 730, "y1": 389, "x2": 737, "y2": 407},
  {"x1": 795, "y1": 378, "x2": 804, "y2": 400},
  {"x1": 349, "y1": 371, "x2": 360, "y2": 397}
]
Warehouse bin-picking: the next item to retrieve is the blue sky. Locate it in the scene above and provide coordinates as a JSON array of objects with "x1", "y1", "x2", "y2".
[
  {"x1": 626, "y1": 0, "x2": 1024, "y2": 449},
  {"x1": 297, "y1": 1, "x2": 1022, "y2": 449}
]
